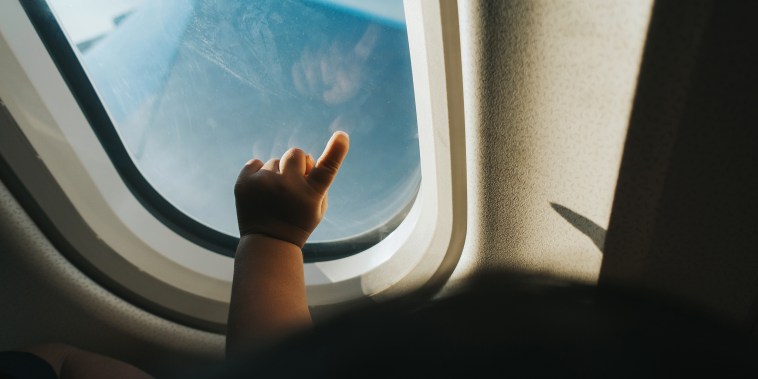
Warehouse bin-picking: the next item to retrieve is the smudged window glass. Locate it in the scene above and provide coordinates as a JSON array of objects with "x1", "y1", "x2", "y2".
[{"x1": 44, "y1": 0, "x2": 420, "y2": 243}]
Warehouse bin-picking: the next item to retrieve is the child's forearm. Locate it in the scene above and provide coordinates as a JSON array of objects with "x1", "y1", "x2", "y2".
[{"x1": 226, "y1": 234, "x2": 312, "y2": 356}]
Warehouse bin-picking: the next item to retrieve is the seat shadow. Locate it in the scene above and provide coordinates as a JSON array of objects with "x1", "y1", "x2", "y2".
[{"x1": 550, "y1": 202, "x2": 606, "y2": 253}]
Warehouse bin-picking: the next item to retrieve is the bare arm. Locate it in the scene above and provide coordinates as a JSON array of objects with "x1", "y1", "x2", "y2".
[
  {"x1": 226, "y1": 235, "x2": 310, "y2": 354},
  {"x1": 226, "y1": 131, "x2": 350, "y2": 356}
]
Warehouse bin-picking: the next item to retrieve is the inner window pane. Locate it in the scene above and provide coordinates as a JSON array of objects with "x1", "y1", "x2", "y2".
[{"x1": 45, "y1": 0, "x2": 420, "y2": 243}]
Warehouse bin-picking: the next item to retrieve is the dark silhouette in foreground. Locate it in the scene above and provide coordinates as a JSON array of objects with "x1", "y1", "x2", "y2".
[{"x1": 217, "y1": 270, "x2": 758, "y2": 378}]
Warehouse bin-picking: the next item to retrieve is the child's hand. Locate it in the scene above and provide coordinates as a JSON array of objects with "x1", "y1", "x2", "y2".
[
  {"x1": 228, "y1": 134, "x2": 347, "y2": 353},
  {"x1": 234, "y1": 131, "x2": 350, "y2": 248}
]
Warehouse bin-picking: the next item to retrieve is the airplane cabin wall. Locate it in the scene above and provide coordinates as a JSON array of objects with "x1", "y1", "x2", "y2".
[{"x1": 450, "y1": 0, "x2": 653, "y2": 284}]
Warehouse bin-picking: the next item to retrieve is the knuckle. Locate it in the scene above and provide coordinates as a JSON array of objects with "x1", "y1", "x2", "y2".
[
  {"x1": 239, "y1": 160, "x2": 261, "y2": 175},
  {"x1": 287, "y1": 147, "x2": 304, "y2": 157},
  {"x1": 320, "y1": 159, "x2": 341, "y2": 173},
  {"x1": 283, "y1": 148, "x2": 304, "y2": 163}
]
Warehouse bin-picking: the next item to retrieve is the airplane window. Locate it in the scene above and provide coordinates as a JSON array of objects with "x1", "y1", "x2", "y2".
[{"x1": 38, "y1": 0, "x2": 420, "y2": 260}]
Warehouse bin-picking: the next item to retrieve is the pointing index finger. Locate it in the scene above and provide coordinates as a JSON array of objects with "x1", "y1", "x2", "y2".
[{"x1": 307, "y1": 131, "x2": 350, "y2": 194}]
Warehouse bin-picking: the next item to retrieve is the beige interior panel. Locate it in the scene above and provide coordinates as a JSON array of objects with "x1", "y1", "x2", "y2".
[{"x1": 451, "y1": 0, "x2": 653, "y2": 284}]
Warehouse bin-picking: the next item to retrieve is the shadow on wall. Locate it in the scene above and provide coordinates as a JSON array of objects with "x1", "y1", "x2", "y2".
[{"x1": 550, "y1": 202, "x2": 606, "y2": 253}]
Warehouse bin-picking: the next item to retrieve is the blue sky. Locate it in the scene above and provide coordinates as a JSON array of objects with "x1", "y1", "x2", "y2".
[{"x1": 47, "y1": 0, "x2": 420, "y2": 243}]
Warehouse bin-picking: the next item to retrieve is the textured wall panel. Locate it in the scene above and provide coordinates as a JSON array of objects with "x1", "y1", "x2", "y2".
[{"x1": 452, "y1": 0, "x2": 653, "y2": 283}]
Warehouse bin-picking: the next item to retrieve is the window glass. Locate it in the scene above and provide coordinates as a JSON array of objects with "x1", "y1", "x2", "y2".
[{"x1": 45, "y1": 0, "x2": 420, "y2": 243}]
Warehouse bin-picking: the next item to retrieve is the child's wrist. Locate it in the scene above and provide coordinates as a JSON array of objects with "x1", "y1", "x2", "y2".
[
  {"x1": 237, "y1": 233, "x2": 304, "y2": 251},
  {"x1": 238, "y1": 222, "x2": 312, "y2": 248}
]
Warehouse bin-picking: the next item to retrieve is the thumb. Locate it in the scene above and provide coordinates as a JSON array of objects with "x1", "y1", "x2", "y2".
[{"x1": 307, "y1": 131, "x2": 349, "y2": 194}]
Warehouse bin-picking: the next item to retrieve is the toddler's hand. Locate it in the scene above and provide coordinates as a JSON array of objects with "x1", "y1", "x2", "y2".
[{"x1": 234, "y1": 131, "x2": 349, "y2": 248}]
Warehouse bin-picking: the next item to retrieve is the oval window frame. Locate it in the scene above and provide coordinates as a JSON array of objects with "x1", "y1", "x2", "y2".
[{"x1": 0, "y1": 0, "x2": 465, "y2": 331}]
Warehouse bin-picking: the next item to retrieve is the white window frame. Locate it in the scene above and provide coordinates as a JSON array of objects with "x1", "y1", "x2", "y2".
[{"x1": 0, "y1": 0, "x2": 465, "y2": 328}]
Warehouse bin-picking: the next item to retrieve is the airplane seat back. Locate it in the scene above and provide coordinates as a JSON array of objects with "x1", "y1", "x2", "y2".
[{"x1": 600, "y1": 0, "x2": 758, "y2": 334}]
